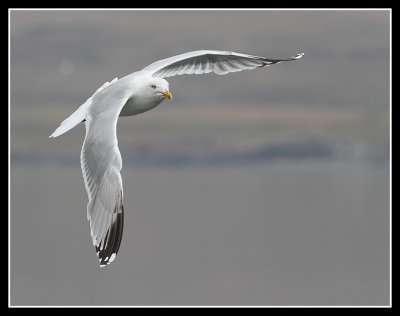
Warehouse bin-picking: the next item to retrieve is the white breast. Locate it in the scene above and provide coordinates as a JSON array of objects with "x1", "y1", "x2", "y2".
[{"x1": 119, "y1": 94, "x2": 164, "y2": 117}]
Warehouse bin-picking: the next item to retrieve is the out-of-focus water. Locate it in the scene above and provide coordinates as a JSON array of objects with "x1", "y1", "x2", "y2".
[{"x1": 10, "y1": 160, "x2": 389, "y2": 306}]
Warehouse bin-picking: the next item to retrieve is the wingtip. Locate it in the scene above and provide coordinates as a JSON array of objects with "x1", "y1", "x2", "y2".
[
  {"x1": 94, "y1": 209, "x2": 124, "y2": 268},
  {"x1": 98, "y1": 253, "x2": 117, "y2": 268},
  {"x1": 292, "y1": 53, "x2": 304, "y2": 60}
]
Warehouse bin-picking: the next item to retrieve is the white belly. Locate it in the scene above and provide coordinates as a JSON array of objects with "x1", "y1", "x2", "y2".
[{"x1": 119, "y1": 95, "x2": 163, "y2": 117}]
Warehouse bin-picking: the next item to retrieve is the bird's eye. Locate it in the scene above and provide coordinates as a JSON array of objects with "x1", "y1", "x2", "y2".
[{"x1": 151, "y1": 85, "x2": 156, "y2": 89}]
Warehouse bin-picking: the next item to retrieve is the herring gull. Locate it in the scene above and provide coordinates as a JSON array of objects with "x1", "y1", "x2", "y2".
[{"x1": 49, "y1": 50, "x2": 304, "y2": 267}]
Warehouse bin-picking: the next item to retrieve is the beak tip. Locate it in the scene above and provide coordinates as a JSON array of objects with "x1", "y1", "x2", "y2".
[{"x1": 162, "y1": 90, "x2": 172, "y2": 99}]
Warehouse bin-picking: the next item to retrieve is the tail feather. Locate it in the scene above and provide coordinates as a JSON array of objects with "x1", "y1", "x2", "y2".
[
  {"x1": 49, "y1": 102, "x2": 89, "y2": 138},
  {"x1": 49, "y1": 77, "x2": 118, "y2": 138}
]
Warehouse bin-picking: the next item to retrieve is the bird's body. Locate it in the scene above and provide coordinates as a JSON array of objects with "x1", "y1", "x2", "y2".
[{"x1": 50, "y1": 50, "x2": 303, "y2": 267}]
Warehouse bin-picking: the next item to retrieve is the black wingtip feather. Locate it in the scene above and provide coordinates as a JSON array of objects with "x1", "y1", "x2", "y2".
[{"x1": 95, "y1": 206, "x2": 124, "y2": 267}]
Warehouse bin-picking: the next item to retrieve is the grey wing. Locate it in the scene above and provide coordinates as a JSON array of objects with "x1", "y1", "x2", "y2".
[
  {"x1": 140, "y1": 50, "x2": 304, "y2": 78},
  {"x1": 80, "y1": 97, "x2": 128, "y2": 267}
]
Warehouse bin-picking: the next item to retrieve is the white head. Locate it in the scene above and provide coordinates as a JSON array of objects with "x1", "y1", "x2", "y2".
[{"x1": 141, "y1": 77, "x2": 172, "y2": 101}]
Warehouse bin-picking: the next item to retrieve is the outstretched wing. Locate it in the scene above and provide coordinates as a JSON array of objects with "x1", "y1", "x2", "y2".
[
  {"x1": 80, "y1": 91, "x2": 130, "y2": 267},
  {"x1": 141, "y1": 50, "x2": 304, "y2": 78}
]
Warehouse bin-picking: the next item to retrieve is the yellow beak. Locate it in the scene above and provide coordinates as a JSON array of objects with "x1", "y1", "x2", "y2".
[{"x1": 161, "y1": 90, "x2": 172, "y2": 99}]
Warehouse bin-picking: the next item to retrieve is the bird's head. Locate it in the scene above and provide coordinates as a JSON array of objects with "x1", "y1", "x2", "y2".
[{"x1": 145, "y1": 77, "x2": 172, "y2": 101}]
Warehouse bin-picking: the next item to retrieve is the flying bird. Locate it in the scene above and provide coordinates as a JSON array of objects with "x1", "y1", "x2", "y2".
[{"x1": 49, "y1": 50, "x2": 304, "y2": 267}]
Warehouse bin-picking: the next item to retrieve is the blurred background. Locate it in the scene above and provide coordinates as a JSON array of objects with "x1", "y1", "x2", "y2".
[{"x1": 10, "y1": 10, "x2": 390, "y2": 306}]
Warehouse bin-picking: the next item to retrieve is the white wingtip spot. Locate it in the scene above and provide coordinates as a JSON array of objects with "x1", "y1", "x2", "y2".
[
  {"x1": 292, "y1": 53, "x2": 304, "y2": 59},
  {"x1": 109, "y1": 253, "x2": 116, "y2": 263}
]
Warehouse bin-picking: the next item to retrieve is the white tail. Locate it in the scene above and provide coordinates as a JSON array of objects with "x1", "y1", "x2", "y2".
[
  {"x1": 49, "y1": 78, "x2": 118, "y2": 138},
  {"x1": 49, "y1": 101, "x2": 89, "y2": 138}
]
